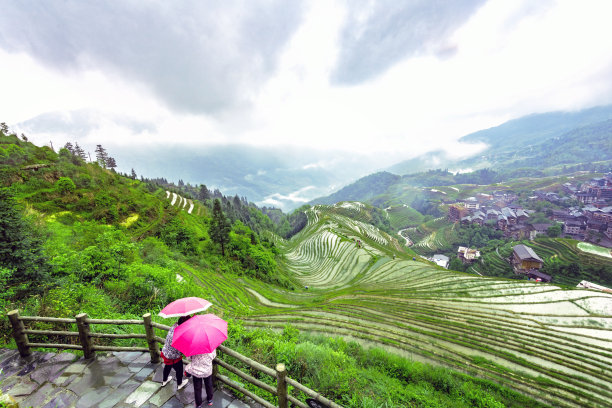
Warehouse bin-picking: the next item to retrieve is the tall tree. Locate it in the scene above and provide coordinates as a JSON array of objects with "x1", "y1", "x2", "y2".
[
  {"x1": 73, "y1": 142, "x2": 87, "y2": 161},
  {"x1": 198, "y1": 185, "x2": 210, "y2": 201},
  {"x1": 130, "y1": 168, "x2": 137, "y2": 179},
  {"x1": 0, "y1": 189, "x2": 50, "y2": 297},
  {"x1": 106, "y1": 156, "x2": 117, "y2": 170},
  {"x1": 95, "y1": 144, "x2": 109, "y2": 167},
  {"x1": 64, "y1": 142, "x2": 75, "y2": 154},
  {"x1": 210, "y1": 198, "x2": 231, "y2": 256}
]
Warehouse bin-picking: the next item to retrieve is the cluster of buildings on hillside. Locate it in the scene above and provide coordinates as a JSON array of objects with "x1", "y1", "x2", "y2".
[
  {"x1": 448, "y1": 196, "x2": 541, "y2": 241},
  {"x1": 432, "y1": 242, "x2": 612, "y2": 292},
  {"x1": 447, "y1": 173, "x2": 612, "y2": 247}
]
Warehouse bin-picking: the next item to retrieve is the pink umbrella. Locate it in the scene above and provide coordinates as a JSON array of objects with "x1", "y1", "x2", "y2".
[
  {"x1": 171, "y1": 314, "x2": 228, "y2": 356},
  {"x1": 159, "y1": 297, "x2": 212, "y2": 318}
]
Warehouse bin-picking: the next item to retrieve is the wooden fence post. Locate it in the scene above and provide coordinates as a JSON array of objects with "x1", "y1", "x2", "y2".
[
  {"x1": 75, "y1": 313, "x2": 94, "y2": 359},
  {"x1": 142, "y1": 313, "x2": 160, "y2": 363},
  {"x1": 276, "y1": 363, "x2": 288, "y2": 408},
  {"x1": 7, "y1": 310, "x2": 31, "y2": 360}
]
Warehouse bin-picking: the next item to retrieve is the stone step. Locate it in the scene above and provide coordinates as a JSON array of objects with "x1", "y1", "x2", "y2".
[{"x1": 0, "y1": 349, "x2": 257, "y2": 408}]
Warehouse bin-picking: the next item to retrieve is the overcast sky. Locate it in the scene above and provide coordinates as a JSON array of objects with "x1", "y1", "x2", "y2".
[{"x1": 2, "y1": 0, "x2": 612, "y2": 166}]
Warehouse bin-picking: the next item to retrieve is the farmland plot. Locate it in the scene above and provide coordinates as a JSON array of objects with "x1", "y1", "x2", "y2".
[{"x1": 248, "y1": 204, "x2": 612, "y2": 408}]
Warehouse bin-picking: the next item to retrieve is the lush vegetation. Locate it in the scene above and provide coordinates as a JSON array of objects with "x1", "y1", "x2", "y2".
[{"x1": 2, "y1": 131, "x2": 611, "y2": 408}]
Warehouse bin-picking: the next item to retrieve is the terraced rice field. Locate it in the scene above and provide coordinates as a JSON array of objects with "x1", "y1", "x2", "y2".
[
  {"x1": 578, "y1": 242, "x2": 612, "y2": 259},
  {"x1": 232, "y1": 203, "x2": 612, "y2": 408}
]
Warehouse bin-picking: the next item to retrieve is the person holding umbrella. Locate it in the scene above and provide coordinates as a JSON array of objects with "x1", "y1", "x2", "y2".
[
  {"x1": 160, "y1": 315, "x2": 191, "y2": 390},
  {"x1": 158, "y1": 297, "x2": 213, "y2": 392},
  {"x1": 185, "y1": 349, "x2": 217, "y2": 407},
  {"x1": 172, "y1": 314, "x2": 228, "y2": 408}
]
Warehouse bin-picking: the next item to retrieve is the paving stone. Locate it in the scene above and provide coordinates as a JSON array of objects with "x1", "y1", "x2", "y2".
[
  {"x1": 152, "y1": 365, "x2": 165, "y2": 382},
  {"x1": 115, "y1": 351, "x2": 146, "y2": 364},
  {"x1": 30, "y1": 353, "x2": 77, "y2": 384},
  {"x1": 227, "y1": 398, "x2": 251, "y2": 408},
  {"x1": 174, "y1": 379, "x2": 195, "y2": 405},
  {"x1": 3, "y1": 377, "x2": 38, "y2": 397},
  {"x1": 133, "y1": 362, "x2": 157, "y2": 382},
  {"x1": 62, "y1": 359, "x2": 88, "y2": 375},
  {"x1": 104, "y1": 365, "x2": 135, "y2": 388},
  {"x1": 20, "y1": 382, "x2": 62, "y2": 408},
  {"x1": 68, "y1": 356, "x2": 128, "y2": 395},
  {"x1": 211, "y1": 391, "x2": 234, "y2": 408},
  {"x1": 98, "y1": 378, "x2": 142, "y2": 408},
  {"x1": 129, "y1": 352, "x2": 154, "y2": 373},
  {"x1": 159, "y1": 396, "x2": 185, "y2": 408},
  {"x1": 0, "y1": 375, "x2": 20, "y2": 394},
  {"x1": 76, "y1": 385, "x2": 115, "y2": 408},
  {"x1": 0, "y1": 351, "x2": 26, "y2": 377},
  {"x1": 41, "y1": 389, "x2": 78, "y2": 408},
  {"x1": 52, "y1": 372, "x2": 80, "y2": 387},
  {"x1": 0, "y1": 349, "x2": 256, "y2": 408},
  {"x1": 124, "y1": 380, "x2": 160, "y2": 407},
  {"x1": 147, "y1": 383, "x2": 175, "y2": 407}
]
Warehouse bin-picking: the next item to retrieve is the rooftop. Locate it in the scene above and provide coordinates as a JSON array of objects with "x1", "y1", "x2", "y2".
[{"x1": 513, "y1": 244, "x2": 544, "y2": 263}]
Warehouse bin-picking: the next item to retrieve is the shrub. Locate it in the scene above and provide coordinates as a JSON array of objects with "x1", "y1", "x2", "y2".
[{"x1": 55, "y1": 177, "x2": 76, "y2": 194}]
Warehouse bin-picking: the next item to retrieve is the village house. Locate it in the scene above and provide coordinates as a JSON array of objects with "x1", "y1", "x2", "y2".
[
  {"x1": 516, "y1": 209, "x2": 530, "y2": 224},
  {"x1": 464, "y1": 197, "x2": 480, "y2": 210},
  {"x1": 506, "y1": 224, "x2": 536, "y2": 240},
  {"x1": 531, "y1": 223, "x2": 552, "y2": 236},
  {"x1": 511, "y1": 244, "x2": 544, "y2": 275},
  {"x1": 564, "y1": 220, "x2": 585, "y2": 237},
  {"x1": 486, "y1": 209, "x2": 500, "y2": 220},
  {"x1": 457, "y1": 246, "x2": 480, "y2": 263},
  {"x1": 527, "y1": 270, "x2": 552, "y2": 283},
  {"x1": 448, "y1": 204, "x2": 469, "y2": 222},
  {"x1": 430, "y1": 254, "x2": 450, "y2": 269}
]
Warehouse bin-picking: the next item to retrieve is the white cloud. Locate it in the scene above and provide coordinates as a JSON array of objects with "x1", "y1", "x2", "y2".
[
  {"x1": 2, "y1": 0, "x2": 612, "y2": 177},
  {"x1": 262, "y1": 186, "x2": 317, "y2": 207}
]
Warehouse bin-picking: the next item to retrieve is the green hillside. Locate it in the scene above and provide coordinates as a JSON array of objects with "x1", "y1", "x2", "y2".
[
  {"x1": 2, "y1": 133, "x2": 612, "y2": 407},
  {"x1": 388, "y1": 105, "x2": 612, "y2": 176},
  {"x1": 475, "y1": 238, "x2": 612, "y2": 287},
  {"x1": 243, "y1": 203, "x2": 612, "y2": 408}
]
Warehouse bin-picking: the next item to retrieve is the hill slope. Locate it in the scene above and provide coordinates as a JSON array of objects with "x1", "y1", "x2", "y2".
[
  {"x1": 242, "y1": 203, "x2": 612, "y2": 408},
  {"x1": 388, "y1": 104, "x2": 612, "y2": 175}
]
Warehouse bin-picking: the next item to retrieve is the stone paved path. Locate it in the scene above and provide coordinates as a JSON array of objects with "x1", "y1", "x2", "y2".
[{"x1": 0, "y1": 348, "x2": 256, "y2": 408}]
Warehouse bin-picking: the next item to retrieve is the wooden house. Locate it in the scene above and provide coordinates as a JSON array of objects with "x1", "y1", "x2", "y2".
[{"x1": 512, "y1": 244, "x2": 544, "y2": 273}]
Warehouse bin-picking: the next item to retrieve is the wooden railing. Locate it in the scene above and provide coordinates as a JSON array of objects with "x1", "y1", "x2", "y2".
[{"x1": 7, "y1": 310, "x2": 341, "y2": 408}]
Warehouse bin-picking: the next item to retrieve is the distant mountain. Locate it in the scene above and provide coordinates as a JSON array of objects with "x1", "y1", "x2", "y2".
[
  {"x1": 106, "y1": 144, "x2": 385, "y2": 212},
  {"x1": 387, "y1": 104, "x2": 612, "y2": 175},
  {"x1": 459, "y1": 104, "x2": 612, "y2": 151},
  {"x1": 309, "y1": 171, "x2": 400, "y2": 206}
]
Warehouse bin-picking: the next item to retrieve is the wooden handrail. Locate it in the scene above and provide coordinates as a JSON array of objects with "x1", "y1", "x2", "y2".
[{"x1": 6, "y1": 309, "x2": 342, "y2": 408}]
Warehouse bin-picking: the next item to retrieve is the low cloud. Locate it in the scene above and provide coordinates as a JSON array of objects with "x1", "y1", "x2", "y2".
[{"x1": 262, "y1": 186, "x2": 317, "y2": 209}]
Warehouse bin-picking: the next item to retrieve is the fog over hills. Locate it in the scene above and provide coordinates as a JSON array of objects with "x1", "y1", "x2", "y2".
[{"x1": 104, "y1": 104, "x2": 612, "y2": 212}]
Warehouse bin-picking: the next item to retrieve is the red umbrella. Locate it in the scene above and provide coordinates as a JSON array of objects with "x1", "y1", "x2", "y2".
[
  {"x1": 159, "y1": 297, "x2": 212, "y2": 318},
  {"x1": 171, "y1": 314, "x2": 228, "y2": 356}
]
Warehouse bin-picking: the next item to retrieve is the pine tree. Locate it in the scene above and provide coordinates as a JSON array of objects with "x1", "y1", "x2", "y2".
[
  {"x1": 106, "y1": 156, "x2": 117, "y2": 170},
  {"x1": 198, "y1": 185, "x2": 210, "y2": 201},
  {"x1": 74, "y1": 142, "x2": 87, "y2": 161},
  {"x1": 131, "y1": 168, "x2": 137, "y2": 179},
  {"x1": 0, "y1": 189, "x2": 50, "y2": 297},
  {"x1": 64, "y1": 142, "x2": 75, "y2": 154},
  {"x1": 95, "y1": 144, "x2": 109, "y2": 167},
  {"x1": 210, "y1": 198, "x2": 231, "y2": 256}
]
